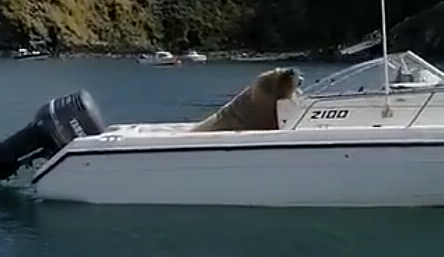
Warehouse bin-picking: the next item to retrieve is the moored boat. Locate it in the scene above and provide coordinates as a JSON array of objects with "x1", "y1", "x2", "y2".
[
  {"x1": 182, "y1": 50, "x2": 207, "y2": 63},
  {"x1": 137, "y1": 51, "x2": 181, "y2": 66},
  {"x1": 13, "y1": 48, "x2": 50, "y2": 61}
]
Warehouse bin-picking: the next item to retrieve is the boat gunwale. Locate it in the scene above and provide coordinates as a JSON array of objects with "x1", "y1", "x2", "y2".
[
  {"x1": 305, "y1": 83, "x2": 444, "y2": 100},
  {"x1": 31, "y1": 137, "x2": 444, "y2": 185},
  {"x1": 31, "y1": 126, "x2": 444, "y2": 185}
]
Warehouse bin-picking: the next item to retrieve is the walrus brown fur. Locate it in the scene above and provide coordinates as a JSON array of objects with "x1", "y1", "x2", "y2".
[{"x1": 190, "y1": 67, "x2": 301, "y2": 132}]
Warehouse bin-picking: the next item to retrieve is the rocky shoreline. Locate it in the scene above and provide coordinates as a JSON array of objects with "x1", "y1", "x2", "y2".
[
  {"x1": 0, "y1": 49, "x2": 305, "y2": 61},
  {"x1": 0, "y1": 48, "x2": 372, "y2": 63},
  {"x1": 1, "y1": 0, "x2": 443, "y2": 63}
]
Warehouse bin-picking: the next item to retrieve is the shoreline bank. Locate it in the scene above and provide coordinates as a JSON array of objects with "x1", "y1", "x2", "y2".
[{"x1": 0, "y1": 49, "x2": 376, "y2": 64}]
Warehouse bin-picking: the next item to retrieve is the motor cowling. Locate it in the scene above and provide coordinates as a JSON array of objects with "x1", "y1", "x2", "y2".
[{"x1": 0, "y1": 90, "x2": 105, "y2": 180}]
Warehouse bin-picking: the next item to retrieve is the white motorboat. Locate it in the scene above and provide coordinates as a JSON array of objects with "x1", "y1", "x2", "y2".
[
  {"x1": 230, "y1": 52, "x2": 282, "y2": 62},
  {"x1": 2, "y1": 50, "x2": 444, "y2": 206},
  {"x1": 13, "y1": 48, "x2": 50, "y2": 61},
  {"x1": 183, "y1": 50, "x2": 207, "y2": 63},
  {"x1": 137, "y1": 51, "x2": 181, "y2": 66},
  {"x1": 3, "y1": 0, "x2": 444, "y2": 206}
]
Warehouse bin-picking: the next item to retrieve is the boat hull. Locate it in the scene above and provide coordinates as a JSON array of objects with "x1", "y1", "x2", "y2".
[
  {"x1": 184, "y1": 56, "x2": 207, "y2": 63},
  {"x1": 14, "y1": 54, "x2": 50, "y2": 61},
  {"x1": 136, "y1": 58, "x2": 180, "y2": 66},
  {"x1": 33, "y1": 142, "x2": 444, "y2": 206}
]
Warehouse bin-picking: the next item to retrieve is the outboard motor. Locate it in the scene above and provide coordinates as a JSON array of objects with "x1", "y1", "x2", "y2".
[{"x1": 0, "y1": 90, "x2": 105, "y2": 180}]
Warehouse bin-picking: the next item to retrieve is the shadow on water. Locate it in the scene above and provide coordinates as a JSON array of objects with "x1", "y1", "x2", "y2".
[{"x1": 2, "y1": 188, "x2": 444, "y2": 257}]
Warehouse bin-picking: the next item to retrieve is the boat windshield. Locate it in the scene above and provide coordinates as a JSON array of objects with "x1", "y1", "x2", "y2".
[{"x1": 303, "y1": 51, "x2": 444, "y2": 96}]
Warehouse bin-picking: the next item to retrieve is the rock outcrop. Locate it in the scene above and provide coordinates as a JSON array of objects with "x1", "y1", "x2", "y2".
[
  {"x1": 390, "y1": 2, "x2": 444, "y2": 58},
  {"x1": 0, "y1": 0, "x2": 247, "y2": 54}
]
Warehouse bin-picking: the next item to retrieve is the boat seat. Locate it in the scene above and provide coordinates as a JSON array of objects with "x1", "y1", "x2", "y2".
[{"x1": 394, "y1": 67, "x2": 415, "y2": 83}]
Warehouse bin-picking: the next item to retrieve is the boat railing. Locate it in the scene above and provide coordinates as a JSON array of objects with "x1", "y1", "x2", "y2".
[
  {"x1": 304, "y1": 50, "x2": 444, "y2": 97},
  {"x1": 307, "y1": 83, "x2": 444, "y2": 100},
  {"x1": 405, "y1": 51, "x2": 444, "y2": 78},
  {"x1": 303, "y1": 56, "x2": 387, "y2": 95}
]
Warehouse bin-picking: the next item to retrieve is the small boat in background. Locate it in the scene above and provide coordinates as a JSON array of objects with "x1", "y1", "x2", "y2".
[
  {"x1": 137, "y1": 51, "x2": 182, "y2": 66},
  {"x1": 13, "y1": 48, "x2": 50, "y2": 61},
  {"x1": 182, "y1": 50, "x2": 207, "y2": 63},
  {"x1": 230, "y1": 52, "x2": 274, "y2": 62},
  {"x1": 230, "y1": 52, "x2": 290, "y2": 62}
]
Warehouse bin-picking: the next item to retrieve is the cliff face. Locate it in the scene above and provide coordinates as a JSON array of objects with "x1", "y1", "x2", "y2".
[
  {"x1": 0, "y1": 0, "x2": 248, "y2": 53},
  {"x1": 390, "y1": 2, "x2": 444, "y2": 58},
  {"x1": 0, "y1": 0, "x2": 443, "y2": 55},
  {"x1": 0, "y1": 0, "x2": 158, "y2": 52}
]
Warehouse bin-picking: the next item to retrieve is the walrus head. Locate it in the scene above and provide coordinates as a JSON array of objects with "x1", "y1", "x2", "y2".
[{"x1": 252, "y1": 67, "x2": 303, "y2": 102}]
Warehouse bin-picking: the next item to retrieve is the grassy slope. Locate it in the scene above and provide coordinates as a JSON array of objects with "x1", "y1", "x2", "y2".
[
  {"x1": 0, "y1": 0, "x2": 443, "y2": 54},
  {"x1": 0, "y1": 0, "x2": 246, "y2": 53}
]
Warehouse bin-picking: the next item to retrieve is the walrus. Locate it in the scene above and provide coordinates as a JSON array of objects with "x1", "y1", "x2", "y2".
[{"x1": 190, "y1": 67, "x2": 303, "y2": 132}]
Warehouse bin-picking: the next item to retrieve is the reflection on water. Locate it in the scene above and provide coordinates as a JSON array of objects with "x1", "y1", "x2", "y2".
[{"x1": 2, "y1": 186, "x2": 444, "y2": 257}]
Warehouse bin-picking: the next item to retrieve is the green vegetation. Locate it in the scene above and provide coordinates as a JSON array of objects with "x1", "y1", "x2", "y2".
[{"x1": 0, "y1": 0, "x2": 443, "y2": 56}]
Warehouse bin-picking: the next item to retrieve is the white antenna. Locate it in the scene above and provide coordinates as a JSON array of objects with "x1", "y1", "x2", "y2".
[{"x1": 380, "y1": 0, "x2": 392, "y2": 117}]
